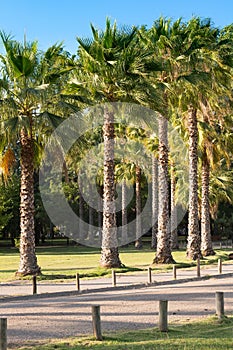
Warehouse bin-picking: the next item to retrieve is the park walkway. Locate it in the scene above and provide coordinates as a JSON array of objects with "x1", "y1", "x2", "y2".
[
  {"x1": 0, "y1": 263, "x2": 232, "y2": 299},
  {"x1": 0, "y1": 263, "x2": 232, "y2": 348}
]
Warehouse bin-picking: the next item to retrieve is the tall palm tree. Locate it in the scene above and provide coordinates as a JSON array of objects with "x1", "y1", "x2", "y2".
[
  {"x1": 186, "y1": 106, "x2": 201, "y2": 260},
  {"x1": 167, "y1": 17, "x2": 224, "y2": 259},
  {"x1": 0, "y1": 33, "x2": 71, "y2": 275},
  {"x1": 183, "y1": 18, "x2": 233, "y2": 259},
  {"x1": 140, "y1": 17, "x2": 189, "y2": 263},
  {"x1": 199, "y1": 24, "x2": 233, "y2": 255},
  {"x1": 76, "y1": 19, "x2": 151, "y2": 268},
  {"x1": 153, "y1": 114, "x2": 174, "y2": 263}
]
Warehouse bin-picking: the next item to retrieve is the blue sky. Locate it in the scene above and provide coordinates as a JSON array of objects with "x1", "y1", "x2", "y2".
[{"x1": 0, "y1": 0, "x2": 232, "y2": 53}]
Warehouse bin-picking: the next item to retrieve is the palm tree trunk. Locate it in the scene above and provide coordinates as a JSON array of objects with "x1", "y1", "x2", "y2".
[
  {"x1": 186, "y1": 108, "x2": 202, "y2": 260},
  {"x1": 100, "y1": 108, "x2": 122, "y2": 268},
  {"x1": 201, "y1": 153, "x2": 215, "y2": 256},
  {"x1": 121, "y1": 178, "x2": 128, "y2": 244},
  {"x1": 153, "y1": 115, "x2": 174, "y2": 264},
  {"x1": 16, "y1": 129, "x2": 40, "y2": 276},
  {"x1": 170, "y1": 161, "x2": 179, "y2": 250},
  {"x1": 97, "y1": 185, "x2": 103, "y2": 230},
  {"x1": 151, "y1": 156, "x2": 158, "y2": 249},
  {"x1": 135, "y1": 166, "x2": 142, "y2": 249},
  {"x1": 78, "y1": 174, "x2": 85, "y2": 241}
]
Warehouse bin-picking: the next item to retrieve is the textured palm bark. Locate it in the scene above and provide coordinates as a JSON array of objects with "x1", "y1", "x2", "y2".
[
  {"x1": 135, "y1": 166, "x2": 142, "y2": 249},
  {"x1": 121, "y1": 179, "x2": 128, "y2": 244},
  {"x1": 151, "y1": 156, "x2": 158, "y2": 249},
  {"x1": 201, "y1": 154, "x2": 215, "y2": 256},
  {"x1": 153, "y1": 115, "x2": 174, "y2": 264},
  {"x1": 100, "y1": 108, "x2": 122, "y2": 268},
  {"x1": 186, "y1": 108, "x2": 202, "y2": 260},
  {"x1": 170, "y1": 162, "x2": 179, "y2": 250},
  {"x1": 16, "y1": 129, "x2": 41, "y2": 276},
  {"x1": 97, "y1": 185, "x2": 103, "y2": 230}
]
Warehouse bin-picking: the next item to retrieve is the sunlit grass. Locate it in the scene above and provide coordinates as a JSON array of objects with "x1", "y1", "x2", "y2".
[
  {"x1": 15, "y1": 316, "x2": 233, "y2": 350},
  {"x1": 0, "y1": 242, "x2": 231, "y2": 282}
]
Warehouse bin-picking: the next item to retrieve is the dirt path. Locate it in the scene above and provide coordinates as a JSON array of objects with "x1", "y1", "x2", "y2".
[{"x1": 1, "y1": 275, "x2": 232, "y2": 349}]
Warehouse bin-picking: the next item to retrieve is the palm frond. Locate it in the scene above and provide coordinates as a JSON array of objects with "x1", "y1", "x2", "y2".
[{"x1": 38, "y1": 111, "x2": 64, "y2": 129}]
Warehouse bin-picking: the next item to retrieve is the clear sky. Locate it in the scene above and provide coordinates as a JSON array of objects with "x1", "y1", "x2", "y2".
[{"x1": 0, "y1": 0, "x2": 232, "y2": 54}]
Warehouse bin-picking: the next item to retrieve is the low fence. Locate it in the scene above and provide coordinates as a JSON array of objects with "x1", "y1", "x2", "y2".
[
  {"x1": 29, "y1": 258, "x2": 228, "y2": 294},
  {"x1": 0, "y1": 290, "x2": 228, "y2": 348}
]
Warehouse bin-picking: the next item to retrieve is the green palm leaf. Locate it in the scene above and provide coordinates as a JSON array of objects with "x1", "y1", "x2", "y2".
[{"x1": 38, "y1": 111, "x2": 64, "y2": 129}]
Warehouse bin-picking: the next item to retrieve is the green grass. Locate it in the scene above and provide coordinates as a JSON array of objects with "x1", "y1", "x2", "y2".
[
  {"x1": 15, "y1": 316, "x2": 233, "y2": 350},
  {"x1": 0, "y1": 243, "x2": 231, "y2": 282}
]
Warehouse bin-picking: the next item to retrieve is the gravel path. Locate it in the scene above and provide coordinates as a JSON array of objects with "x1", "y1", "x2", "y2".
[{"x1": 1, "y1": 273, "x2": 232, "y2": 349}]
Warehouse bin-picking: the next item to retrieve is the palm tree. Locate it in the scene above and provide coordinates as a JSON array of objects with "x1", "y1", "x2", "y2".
[
  {"x1": 151, "y1": 155, "x2": 158, "y2": 249},
  {"x1": 170, "y1": 160, "x2": 179, "y2": 250},
  {"x1": 122, "y1": 125, "x2": 151, "y2": 249},
  {"x1": 153, "y1": 114, "x2": 174, "y2": 263},
  {"x1": 140, "y1": 17, "x2": 188, "y2": 263},
  {"x1": 169, "y1": 17, "x2": 224, "y2": 260},
  {"x1": 115, "y1": 160, "x2": 135, "y2": 246},
  {"x1": 101, "y1": 106, "x2": 121, "y2": 266},
  {"x1": 184, "y1": 18, "x2": 233, "y2": 259},
  {"x1": 200, "y1": 150, "x2": 214, "y2": 255},
  {"x1": 186, "y1": 106, "x2": 201, "y2": 260},
  {"x1": 0, "y1": 33, "x2": 71, "y2": 275},
  {"x1": 199, "y1": 25, "x2": 233, "y2": 255},
  {"x1": 76, "y1": 19, "x2": 151, "y2": 268},
  {"x1": 134, "y1": 165, "x2": 143, "y2": 249},
  {"x1": 144, "y1": 135, "x2": 159, "y2": 249},
  {"x1": 198, "y1": 101, "x2": 217, "y2": 256}
]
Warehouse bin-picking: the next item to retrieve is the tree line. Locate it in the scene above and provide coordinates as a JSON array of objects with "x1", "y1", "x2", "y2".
[{"x1": 0, "y1": 16, "x2": 233, "y2": 275}]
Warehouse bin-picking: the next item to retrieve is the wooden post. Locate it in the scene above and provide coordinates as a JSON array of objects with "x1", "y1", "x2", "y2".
[
  {"x1": 173, "y1": 265, "x2": 177, "y2": 280},
  {"x1": 196, "y1": 258, "x2": 201, "y2": 278},
  {"x1": 159, "y1": 300, "x2": 168, "y2": 332},
  {"x1": 76, "y1": 273, "x2": 80, "y2": 291},
  {"x1": 112, "y1": 270, "x2": 116, "y2": 287},
  {"x1": 218, "y1": 259, "x2": 222, "y2": 274},
  {"x1": 216, "y1": 291, "x2": 224, "y2": 319},
  {"x1": 148, "y1": 267, "x2": 152, "y2": 284},
  {"x1": 32, "y1": 275, "x2": 37, "y2": 294},
  {"x1": 0, "y1": 318, "x2": 7, "y2": 350},
  {"x1": 92, "y1": 305, "x2": 102, "y2": 340},
  {"x1": 220, "y1": 242, "x2": 222, "y2": 249}
]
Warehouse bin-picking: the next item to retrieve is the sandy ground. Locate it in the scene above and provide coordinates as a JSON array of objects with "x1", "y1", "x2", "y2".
[{"x1": 0, "y1": 273, "x2": 232, "y2": 349}]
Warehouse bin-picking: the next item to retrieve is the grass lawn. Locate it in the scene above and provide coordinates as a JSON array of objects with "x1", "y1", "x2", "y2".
[
  {"x1": 15, "y1": 316, "x2": 233, "y2": 350},
  {"x1": 0, "y1": 242, "x2": 231, "y2": 282}
]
